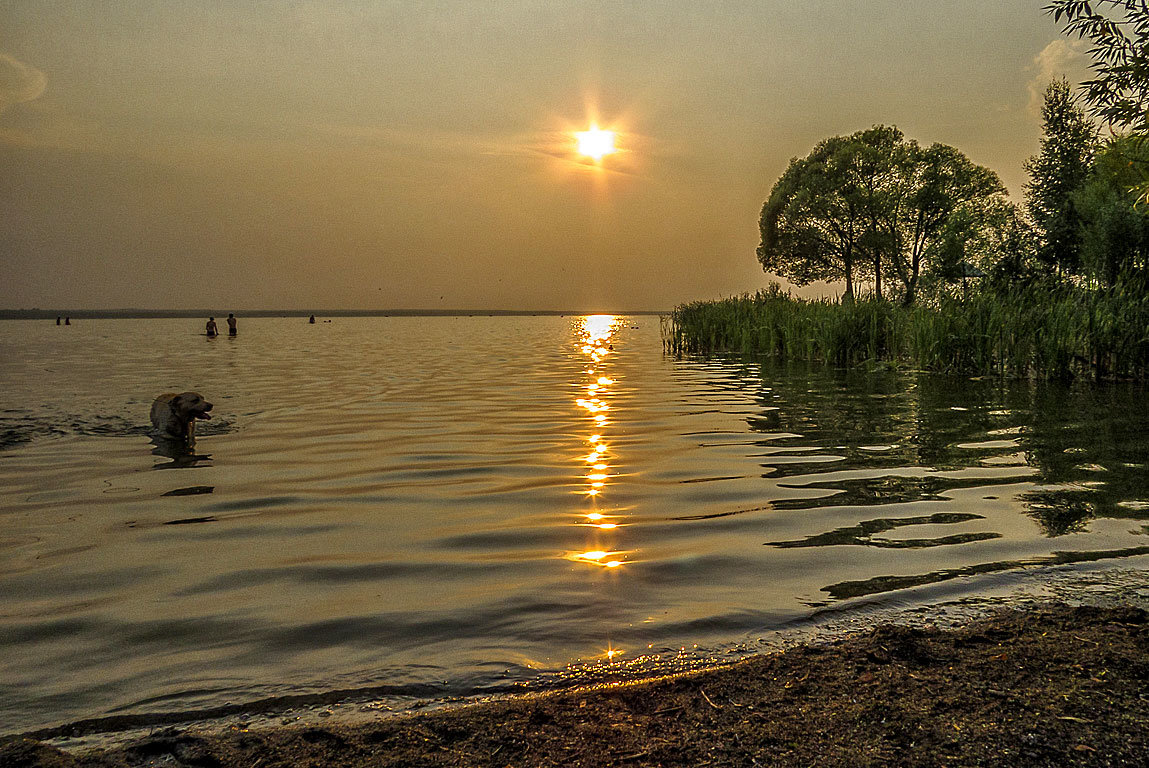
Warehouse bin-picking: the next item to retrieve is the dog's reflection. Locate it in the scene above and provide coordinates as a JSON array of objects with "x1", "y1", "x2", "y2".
[{"x1": 150, "y1": 437, "x2": 212, "y2": 469}]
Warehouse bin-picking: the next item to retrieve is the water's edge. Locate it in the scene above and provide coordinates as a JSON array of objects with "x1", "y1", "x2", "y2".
[{"x1": 26, "y1": 558, "x2": 1149, "y2": 752}]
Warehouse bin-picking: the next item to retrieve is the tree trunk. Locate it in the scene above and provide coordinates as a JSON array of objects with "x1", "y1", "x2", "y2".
[
  {"x1": 844, "y1": 246, "x2": 854, "y2": 301},
  {"x1": 903, "y1": 277, "x2": 916, "y2": 306},
  {"x1": 874, "y1": 252, "x2": 882, "y2": 300},
  {"x1": 905, "y1": 253, "x2": 919, "y2": 306}
]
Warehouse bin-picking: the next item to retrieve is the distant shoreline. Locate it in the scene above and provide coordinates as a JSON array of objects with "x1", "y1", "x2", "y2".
[{"x1": 0, "y1": 309, "x2": 668, "y2": 320}]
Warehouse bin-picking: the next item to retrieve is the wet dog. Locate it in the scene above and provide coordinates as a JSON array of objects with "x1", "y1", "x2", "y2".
[{"x1": 150, "y1": 392, "x2": 213, "y2": 443}]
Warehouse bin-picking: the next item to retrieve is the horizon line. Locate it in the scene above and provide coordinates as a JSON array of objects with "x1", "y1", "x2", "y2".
[{"x1": 0, "y1": 308, "x2": 671, "y2": 319}]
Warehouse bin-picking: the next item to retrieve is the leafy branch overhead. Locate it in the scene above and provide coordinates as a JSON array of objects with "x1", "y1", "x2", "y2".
[{"x1": 1046, "y1": 0, "x2": 1149, "y2": 131}]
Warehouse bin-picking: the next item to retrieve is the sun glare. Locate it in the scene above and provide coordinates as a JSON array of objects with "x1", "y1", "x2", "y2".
[{"x1": 575, "y1": 126, "x2": 616, "y2": 160}]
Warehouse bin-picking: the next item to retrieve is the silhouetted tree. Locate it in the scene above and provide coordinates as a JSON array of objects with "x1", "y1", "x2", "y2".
[
  {"x1": 892, "y1": 143, "x2": 1007, "y2": 304},
  {"x1": 759, "y1": 126, "x2": 1006, "y2": 305},
  {"x1": 1024, "y1": 80, "x2": 1098, "y2": 276},
  {"x1": 850, "y1": 125, "x2": 905, "y2": 301},
  {"x1": 757, "y1": 135, "x2": 867, "y2": 300}
]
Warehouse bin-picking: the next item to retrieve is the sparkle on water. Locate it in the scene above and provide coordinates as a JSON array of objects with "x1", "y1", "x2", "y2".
[{"x1": 1, "y1": 314, "x2": 1147, "y2": 736}]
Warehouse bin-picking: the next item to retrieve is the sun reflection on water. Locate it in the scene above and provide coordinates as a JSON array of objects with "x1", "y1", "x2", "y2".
[
  {"x1": 567, "y1": 315, "x2": 632, "y2": 571},
  {"x1": 567, "y1": 549, "x2": 627, "y2": 568}
]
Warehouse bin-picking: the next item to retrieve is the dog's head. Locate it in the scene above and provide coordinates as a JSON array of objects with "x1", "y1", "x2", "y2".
[{"x1": 173, "y1": 392, "x2": 213, "y2": 422}]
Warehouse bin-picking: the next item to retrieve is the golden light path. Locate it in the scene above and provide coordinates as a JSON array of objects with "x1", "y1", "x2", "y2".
[
  {"x1": 567, "y1": 315, "x2": 632, "y2": 562},
  {"x1": 565, "y1": 314, "x2": 634, "y2": 662}
]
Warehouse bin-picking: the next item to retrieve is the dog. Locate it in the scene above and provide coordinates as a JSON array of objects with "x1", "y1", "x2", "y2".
[{"x1": 150, "y1": 392, "x2": 213, "y2": 443}]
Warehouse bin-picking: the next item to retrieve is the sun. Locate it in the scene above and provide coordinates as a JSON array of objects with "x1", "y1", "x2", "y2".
[{"x1": 575, "y1": 125, "x2": 616, "y2": 160}]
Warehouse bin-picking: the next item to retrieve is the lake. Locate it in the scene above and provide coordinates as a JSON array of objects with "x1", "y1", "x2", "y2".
[{"x1": 2, "y1": 315, "x2": 1148, "y2": 736}]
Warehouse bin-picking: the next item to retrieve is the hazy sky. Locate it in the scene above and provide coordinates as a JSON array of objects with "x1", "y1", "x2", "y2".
[{"x1": 0, "y1": 1, "x2": 1091, "y2": 311}]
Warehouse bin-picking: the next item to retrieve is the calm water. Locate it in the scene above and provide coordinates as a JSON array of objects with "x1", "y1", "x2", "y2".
[{"x1": 2, "y1": 315, "x2": 1148, "y2": 735}]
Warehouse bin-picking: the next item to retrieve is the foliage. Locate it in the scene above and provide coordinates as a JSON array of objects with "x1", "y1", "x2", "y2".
[
  {"x1": 732, "y1": 5, "x2": 1149, "y2": 374},
  {"x1": 1024, "y1": 80, "x2": 1099, "y2": 275},
  {"x1": 1046, "y1": 1, "x2": 1149, "y2": 203},
  {"x1": 668, "y1": 282, "x2": 1149, "y2": 379},
  {"x1": 757, "y1": 135, "x2": 865, "y2": 297},
  {"x1": 920, "y1": 198, "x2": 1034, "y2": 295},
  {"x1": 1073, "y1": 135, "x2": 1149, "y2": 283},
  {"x1": 1046, "y1": 1, "x2": 1149, "y2": 132},
  {"x1": 891, "y1": 142, "x2": 1006, "y2": 304},
  {"x1": 758, "y1": 127, "x2": 1006, "y2": 306}
]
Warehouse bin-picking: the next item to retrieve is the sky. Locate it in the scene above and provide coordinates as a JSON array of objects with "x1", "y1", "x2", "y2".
[{"x1": 0, "y1": 1, "x2": 1092, "y2": 311}]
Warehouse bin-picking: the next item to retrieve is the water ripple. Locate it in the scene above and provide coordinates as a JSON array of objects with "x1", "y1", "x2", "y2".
[{"x1": 1, "y1": 316, "x2": 1147, "y2": 736}]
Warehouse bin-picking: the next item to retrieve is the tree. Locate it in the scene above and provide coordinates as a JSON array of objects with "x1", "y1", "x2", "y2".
[
  {"x1": 848, "y1": 125, "x2": 905, "y2": 301},
  {"x1": 1046, "y1": 1, "x2": 1149, "y2": 132},
  {"x1": 1046, "y1": 2, "x2": 1149, "y2": 205},
  {"x1": 920, "y1": 197, "x2": 1035, "y2": 297},
  {"x1": 758, "y1": 127, "x2": 1007, "y2": 305},
  {"x1": 757, "y1": 134, "x2": 868, "y2": 299},
  {"x1": 1074, "y1": 135, "x2": 1149, "y2": 284},
  {"x1": 891, "y1": 142, "x2": 1007, "y2": 304},
  {"x1": 1024, "y1": 79, "x2": 1098, "y2": 275}
]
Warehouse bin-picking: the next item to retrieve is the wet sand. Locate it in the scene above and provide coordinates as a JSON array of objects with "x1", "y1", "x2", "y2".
[{"x1": 4, "y1": 603, "x2": 1146, "y2": 767}]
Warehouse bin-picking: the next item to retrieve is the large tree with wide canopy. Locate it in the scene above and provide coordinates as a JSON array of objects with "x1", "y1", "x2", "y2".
[{"x1": 758, "y1": 127, "x2": 1006, "y2": 304}]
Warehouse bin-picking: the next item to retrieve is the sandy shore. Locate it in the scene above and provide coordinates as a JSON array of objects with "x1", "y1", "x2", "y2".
[{"x1": 3, "y1": 603, "x2": 1146, "y2": 767}]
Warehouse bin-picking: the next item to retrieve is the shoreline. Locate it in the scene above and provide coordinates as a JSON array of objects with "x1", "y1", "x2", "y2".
[
  {"x1": 5, "y1": 602, "x2": 1147, "y2": 767},
  {"x1": 10, "y1": 559, "x2": 1147, "y2": 747}
]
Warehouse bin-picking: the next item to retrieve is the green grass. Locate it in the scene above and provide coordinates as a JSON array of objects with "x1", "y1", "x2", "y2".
[{"x1": 667, "y1": 282, "x2": 1149, "y2": 379}]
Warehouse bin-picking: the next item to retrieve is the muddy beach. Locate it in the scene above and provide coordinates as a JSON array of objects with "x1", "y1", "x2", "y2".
[{"x1": 4, "y1": 603, "x2": 1146, "y2": 768}]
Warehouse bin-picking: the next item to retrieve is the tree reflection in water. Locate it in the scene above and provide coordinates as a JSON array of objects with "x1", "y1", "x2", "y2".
[{"x1": 724, "y1": 359, "x2": 1149, "y2": 538}]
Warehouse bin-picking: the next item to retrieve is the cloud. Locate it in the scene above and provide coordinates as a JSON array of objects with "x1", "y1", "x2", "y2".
[
  {"x1": 0, "y1": 53, "x2": 47, "y2": 114},
  {"x1": 1027, "y1": 39, "x2": 1090, "y2": 116}
]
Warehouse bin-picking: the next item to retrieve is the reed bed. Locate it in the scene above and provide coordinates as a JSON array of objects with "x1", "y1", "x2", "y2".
[{"x1": 667, "y1": 282, "x2": 1149, "y2": 379}]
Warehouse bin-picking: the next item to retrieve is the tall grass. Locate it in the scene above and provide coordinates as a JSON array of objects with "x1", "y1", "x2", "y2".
[{"x1": 667, "y1": 282, "x2": 1149, "y2": 379}]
